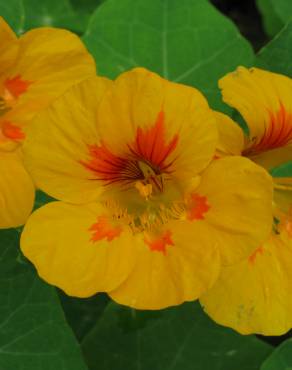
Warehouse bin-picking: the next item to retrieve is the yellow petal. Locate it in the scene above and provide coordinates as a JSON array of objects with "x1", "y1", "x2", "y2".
[
  {"x1": 98, "y1": 67, "x2": 217, "y2": 179},
  {"x1": 194, "y1": 156, "x2": 273, "y2": 265},
  {"x1": 214, "y1": 111, "x2": 244, "y2": 156},
  {"x1": 3, "y1": 26, "x2": 96, "y2": 127},
  {"x1": 200, "y1": 230, "x2": 292, "y2": 335},
  {"x1": 109, "y1": 220, "x2": 220, "y2": 309},
  {"x1": 220, "y1": 67, "x2": 292, "y2": 156},
  {"x1": 0, "y1": 17, "x2": 18, "y2": 75},
  {"x1": 251, "y1": 145, "x2": 292, "y2": 171},
  {"x1": 273, "y1": 176, "x2": 292, "y2": 214},
  {"x1": 0, "y1": 150, "x2": 34, "y2": 228},
  {"x1": 20, "y1": 201, "x2": 136, "y2": 297},
  {"x1": 23, "y1": 76, "x2": 112, "y2": 204}
]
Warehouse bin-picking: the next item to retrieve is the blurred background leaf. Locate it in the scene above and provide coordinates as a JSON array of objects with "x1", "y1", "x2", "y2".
[
  {"x1": 33, "y1": 190, "x2": 55, "y2": 210},
  {"x1": 270, "y1": 162, "x2": 292, "y2": 177},
  {"x1": 82, "y1": 301, "x2": 272, "y2": 370},
  {"x1": 256, "y1": 21, "x2": 292, "y2": 77},
  {"x1": 83, "y1": 0, "x2": 254, "y2": 112},
  {"x1": 59, "y1": 292, "x2": 109, "y2": 342},
  {"x1": 20, "y1": 0, "x2": 87, "y2": 34},
  {"x1": 70, "y1": 0, "x2": 105, "y2": 16},
  {"x1": 256, "y1": 0, "x2": 292, "y2": 37},
  {"x1": 260, "y1": 338, "x2": 292, "y2": 370},
  {"x1": 0, "y1": 0, "x2": 24, "y2": 32},
  {"x1": 0, "y1": 229, "x2": 88, "y2": 370},
  {"x1": 2, "y1": 0, "x2": 104, "y2": 35}
]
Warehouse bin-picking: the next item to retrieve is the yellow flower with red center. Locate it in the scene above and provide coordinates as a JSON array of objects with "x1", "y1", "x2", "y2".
[
  {"x1": 201, "y1": 66, "x2": 292, "y2": 335},
  {"x1": 0, "y1": 17, "x2": 96, "y2": 228},
  {"x1": 21, "y1": 68, "x2": 272, "y2": 309}
]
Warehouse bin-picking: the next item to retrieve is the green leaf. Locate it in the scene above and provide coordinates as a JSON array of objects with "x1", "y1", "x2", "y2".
[
  {"x1": 256, "y1": 0, "x2": 292, "y2": 37},
  {"x1": 256, "y1": 0, "x2": 286, "y2": 37},
  {"x1": 256, "y1": 21, "x2": 292, "y2": 77},
  {"x1": 0, "y1": 0, "x2": 94, "y2": 35},
  {"x1": 0, "y1": 0, "x2": 24, "y2": 33},
  {"x1": 70, "y1": 0, "x2": 105, "y2": 15},
  {"x1": 261, "y1": 338, "x2": 292, "y2": 370},
  {"x1": 59, "y1": 292, "x2": 109, "y2": 342},
  {"x1": 0, "y1": 228, "x2": 88, "y2": 370},
  {"x1": 83, "y1": 0, "x2": 254, "y2": 111},
  {"x1": 20, "y1": 0, "x2": 87, "y2": 34},
  {"x1": 270, "y1": 161, "x2": 292, "y2": 177},
  {"x1": 82, "y1": 301, "x2": 272, "y2": 370},
  {"x1": 34, "y1": 190, "x2": 55, "y2": 210}
]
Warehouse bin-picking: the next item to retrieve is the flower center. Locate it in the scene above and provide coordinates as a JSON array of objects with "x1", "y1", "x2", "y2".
[
  {"x1": 81, "y1": 111, "x2": 178, "y2": 193},
  {"x1": 83, "y1": 110, "x2": 210, "y2": 251}
]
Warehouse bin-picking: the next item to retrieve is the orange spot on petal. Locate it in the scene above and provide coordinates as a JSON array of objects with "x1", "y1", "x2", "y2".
[
  {"x1": 89, "y1": 216, "x2": 122, "y2": 242},
  {"x1": 187, "y1": 193, "x2": 210, "y2": 221},
  {"x1": 248, "y1": 246, "x2": 264, "y2": 265},
  {"x1": 285, "y1": 220, "x2": 292, "y2": 238},
  {"x1": 1, "y1": 122, "x2": 25, "y2": 141},
  {"x1": 145, "y1": 230, "x2": 174, "y2": 255},
  {"x1": 4, "y1": 75, "x2": 32, "y2": 99}
]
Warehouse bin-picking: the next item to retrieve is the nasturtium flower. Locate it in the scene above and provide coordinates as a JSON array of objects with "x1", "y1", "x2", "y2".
[
  {"x1": 21, "y1": 68, "x2": 272, "y2": 309},
  {"x1": 0, "y1": 17, "x2": 96, "y2": 228},
  {"x1": 217, "y1": 66, "x2": 292, "y2": 171},
  {"x1": 200, "y1": 66, "x2": 292, "y2": 335},
  {"x1": 0, "y1": 149, "x2": 34, "y2": 228}
]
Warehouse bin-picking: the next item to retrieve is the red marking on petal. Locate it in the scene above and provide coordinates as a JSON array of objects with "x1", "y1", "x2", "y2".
[
  {"x1": 89, "y1": 216, "x2": 122, "y2": 242},
  {"x1": 144, "y1": 230, "x2": 174, "y2": 255},
  {"x1": 4, "y1": 75, "x2": 32, "y2": 99},
  {"x1": 248, "y1": 246, "x2": 264, "y2": 265},
  {"x1": 81, "y1": 142, "x2": 133, "y2": 184},
  {"x1": 187, "y1": 193, "x2": 210, "y2": 221},
  {"x1": 244, "y1": 102, "x2": 292, "y2": 156},
  {"x1": 1, "y1": 121, "x2": 25, "y2": 141},
  {"x1": 129, "y1": 111, "x2": 179, "y2": 171},
  {"x1": 81, "y1": 110, "x2": 179, "y2": 186}
]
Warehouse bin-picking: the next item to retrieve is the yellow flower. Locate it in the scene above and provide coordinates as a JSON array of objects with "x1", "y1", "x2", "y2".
[
  {"x1": 201, "y1": 66, "x2": 292, "y2": 335},
  {"x1": 0, "y1": 149, "x2": 34, "y2": 228},
  {"x1": 0, "y1": 17, "x2": 96, "y2": 228},
  {"x1": 21, "y1": 68, "x2": 272, "y2": 309},
  {"x1": 217, "y1": 66, "x2": 292, "y2": 171}
]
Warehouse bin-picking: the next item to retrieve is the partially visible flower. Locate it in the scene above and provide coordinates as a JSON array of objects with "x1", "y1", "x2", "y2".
[
  {"x1": 217, "y1": 66, "x2": 292, "y2": 171},
  {"x1": 21, "y1": 68, "x2": 272, "y2": 309},
  {"x1": 200, "y1": 67, "x2": 292, "y2": 335},
  {"x1": 0, "y1": 17, "x2": 96, "y2": 228},
  {"x1": 201, "y1": 212, "x2": 292, "y2": 335},
  {"x1": 0, "y1": 149, "x2": 34, "y2": 228}
]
